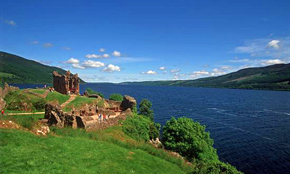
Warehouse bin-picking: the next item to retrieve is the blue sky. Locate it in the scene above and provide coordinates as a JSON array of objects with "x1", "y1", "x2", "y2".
[{"x1": 0, "y1": 0, "x2": 289, "y2": 83}]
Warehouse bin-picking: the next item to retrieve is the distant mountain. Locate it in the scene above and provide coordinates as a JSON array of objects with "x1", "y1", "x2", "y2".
[
  {"x1": 0, "y1": 51, "x2": 85, "y2": 84},
  {"x1": 121, "y1": 64, "x2": 290, "y2": 91}
]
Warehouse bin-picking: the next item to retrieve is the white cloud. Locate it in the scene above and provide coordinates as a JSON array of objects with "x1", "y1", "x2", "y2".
[
  {"x1": 267, "y1": 40, "x2": 280, "y2": 50},
  {"x1": 142, "y1": 70, "x2": 158, "y2": 75},
  {"x1": 43, "y1": 43, "x2": 53, "y2": 48},
  {"x1": 211, "y1": 68, "x2": 226, "y2": 76},
  {"x1": 85, "y1": 54, "x2": 102, "y2": 59},
  {"x1": 72, "y1": 64, "x2": 85, "y2": 69},
  {"x1": 170, "y1": 69, "x2": 180, "y2": 73},
  {"x1": 103, "y1": 54, "x2": 110, "y2": 58},
  {"x1": 83, "y1": 60, "x2": 105, "y2": 68},
  {"x1": 5, "y1": 20, "x2": 16, "y2": 26},
  {"x1": 102, "y1": 64, "x2": 121, "y2": 72},
  {"x1": 99, "y1": 48, "x2": 105, "y2": 52},
  {"x1": 192, "y1": 70, "x2": 210, "y2": 75},
  {"x1": 220, "y1": 66, "x2": 232, "y2": 70},
  {"x1": 62, "y1": 47, "x2": 71, "y2": 51},
  {"x1": 159, "y1": 67, "x2": 166, "y2": 70},
  {"x1": 229, "y1": 58, "x2": 250, "y2": 63},
  {"x1": 112, "y1": 51, "x2": 121, "y2": 57},
  {"x1": 66, "y1": 58, "x2": 79, "y2": 64},
  {"x1": 260, "y1": 59, "x2": 285, "y2": 66},
  {"x1": 31, "y1": 41, "x2": 38, "y2": 45}
]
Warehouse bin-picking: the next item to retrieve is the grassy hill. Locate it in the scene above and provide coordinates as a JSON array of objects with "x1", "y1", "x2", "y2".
[
  {"x1": 0, "y1": 51, "x2": 85, "y2": 84},
  {"x1": 122, "y1": 64, "x2": 290, "y2": 91}
]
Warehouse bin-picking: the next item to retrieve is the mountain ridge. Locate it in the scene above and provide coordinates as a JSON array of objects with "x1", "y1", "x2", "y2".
[
  {"x1": 0, "y1": 51, "x2": 85, "y2": 84},
  {"x1": 121, "y1": 63, "x2": 290, "y2": 91}
]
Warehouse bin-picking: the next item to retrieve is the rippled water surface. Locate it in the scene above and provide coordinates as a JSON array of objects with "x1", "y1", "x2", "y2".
[{"x1": 17, "y1": 83, "x2": 290, "y2": 173}]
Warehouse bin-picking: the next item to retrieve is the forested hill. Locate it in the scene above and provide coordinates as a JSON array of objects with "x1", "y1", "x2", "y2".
[
  {"x1": 0, "y1": 51, "x2": 85, "y2": 84},
  {"x1": 121, "y1": 64, "x2": 290, "y2": 91}
]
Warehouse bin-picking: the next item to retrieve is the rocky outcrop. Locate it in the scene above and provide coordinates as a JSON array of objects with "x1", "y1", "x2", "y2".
[
  {"x1": 120, "y1": 95, "x2": 137, "y2": 111},
  {"x1": 0, "y1": 98, "x2": 6, "y2": 111},
  {"x1": 83, "y1": 91, "x2": 102, "y2": 99}
]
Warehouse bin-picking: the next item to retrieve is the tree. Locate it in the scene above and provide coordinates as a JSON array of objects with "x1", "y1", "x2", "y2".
[
  {"x1": 162, "y1": 117, "x2": 218, "y2": 162},
  {"x1": 138, "y1": 99, "x2": 154, "y2": 121},
  {"x1": 109, "y1": 93, "x2": 123, "y2": 101}
]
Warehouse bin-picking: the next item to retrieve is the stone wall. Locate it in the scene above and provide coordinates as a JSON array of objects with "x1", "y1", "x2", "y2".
[
  {"x1": 53, "y1": 71, "x2": 80, "y2": 95},
  {"x1": 44, "y1": 103, "x2": 131, "y2": 130}
]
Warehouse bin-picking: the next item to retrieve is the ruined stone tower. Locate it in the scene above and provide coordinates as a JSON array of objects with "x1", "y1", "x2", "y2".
[{"x1": 53, "y1": 71, "x2": 80, "y2": 95}]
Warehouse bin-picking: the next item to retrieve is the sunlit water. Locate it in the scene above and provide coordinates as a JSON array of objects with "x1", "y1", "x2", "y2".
[{"x1": 15, "y1": 83, "x2": 290, "y2": 174}]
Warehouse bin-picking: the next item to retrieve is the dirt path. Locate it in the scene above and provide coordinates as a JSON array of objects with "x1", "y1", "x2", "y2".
[
  {"x1": 24, "y1": 89, "x2": 50, "y2": 98},
  {"x1": 60, "y1": 95, "x2": 76, "y2": 108}
]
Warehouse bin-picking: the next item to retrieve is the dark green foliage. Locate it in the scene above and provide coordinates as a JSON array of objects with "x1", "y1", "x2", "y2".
[
  {"x1": 121, "y1": 63, "x2": 290, "y2": 91},
  {"x1": 33, "y1": 99, "x2": 46, "y2": 110},
  {"x1": 191, "y1": 161, "x2": 242, "y2": 174},
  {"x1": 109, "y1": 93, "x2": 123, "y2": 101},
  {"x1": 0, "y1": 51, "x2": 85, "y2": 84},
  {"x1": 138, "y1": 99, "x2": 154, "y2": 121},
  {"x1": 86, "y1": 88, "x2": 104, "y2": 98},
  {"x1": 162, "y1": 117, "x2": 218, "y2": 162},
  {"x1": 149, "y1": 122, "x2": 161, "y2": 140},
  {"x1": 122, "y1": 115, "x2": 151, "y2": 142}
]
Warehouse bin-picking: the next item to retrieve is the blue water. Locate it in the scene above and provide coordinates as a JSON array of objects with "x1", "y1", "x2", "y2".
[{"x1": 15, "y1": 83, "x2": 290, "y2": 174}]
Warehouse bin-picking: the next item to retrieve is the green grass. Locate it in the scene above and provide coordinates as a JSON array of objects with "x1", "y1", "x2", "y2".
[
  {"x1": 0, "y1": 128, "x2": 189, "y2": 174},
  {"x1": 30, "y1": 89, "x2": 46, "y2": 95},
  {"x1": 0, "y1": 114, "x2": 44, "y2": 130},
  {"x1": 0, "y1": 72, "x2": 19, "y2": 78},
  {"x1": 64, "y1": 96, "x2": 98, "y2": 111},
  {"x1": 46, "y1": 91, "x2": 70, "y2": 104}
]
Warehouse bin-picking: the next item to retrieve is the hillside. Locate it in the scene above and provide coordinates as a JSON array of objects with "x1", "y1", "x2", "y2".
[
  {"x1": 0, "y1": 51, "x2": 85, "y2": 84},
  {"x1": 122, "y1": 64, "x2": 290, "y2": 91}
]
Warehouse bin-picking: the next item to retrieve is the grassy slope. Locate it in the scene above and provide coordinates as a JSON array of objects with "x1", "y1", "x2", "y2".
[
  {"x1": 0, "y1": 51, "x2": 85, "y2": 84},
  {"x1": 122, "y1": 64, "x2": 290, "y2": 91},
  {"x1": 0, "y1": 127, "x2": 189, "y2": 174}
]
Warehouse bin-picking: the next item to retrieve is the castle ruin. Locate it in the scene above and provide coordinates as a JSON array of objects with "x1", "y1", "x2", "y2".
[{"x1": 53, "y1": 71, "x2": 80, "y2": 95}]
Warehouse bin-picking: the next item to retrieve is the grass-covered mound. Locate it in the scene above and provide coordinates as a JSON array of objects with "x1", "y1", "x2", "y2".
[
  {"x1": 0, "y1": 126, "x2": 191, "y2": 174},
  {"x1": 4, "y1": 89, "x2": 70, "y2": 112}
]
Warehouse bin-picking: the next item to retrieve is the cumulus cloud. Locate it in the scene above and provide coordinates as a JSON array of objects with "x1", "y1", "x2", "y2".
[
  {"x1": 260, "y1": 59, "x2": 285, "y2": 66},
  {"x1": 99, "y1": 48, "x2": 105, "y2": 52},
  {"x1": 102, "y1": 64, "x2": 121, "y2": 72},
  {"x1": 43, "y1": 43, "x2": 53, "y2": 48},
  {"x1": 103, "y1": 54, "x2": 110, "y2": 58},
  {"x1": 192, "y1": 70, "x2": 210, "y2": 75},
  {"x1": 159, "y1": 67, "x2": 166, "y2": 70},
  {"x1": 267, "y1": 40, "x2": 280, "y2": 50},
  {"x1": 83, "y1": 60, "x2": 105, "y2": 68},
  {"x1": 112, "y1": 51, "x2": 121, "y2": 57},
  {"x1": 211, "y1": 68, "x2": 226, "y2": 76},
  {"x1": 66, "y1": 58, "x2": 79, "y2": 64},
  {"x1": 142, "y1": 70, "x2": 158, "y2": 75},
  {"x1": 85, "y1": 54, "x2": 102, "y2": 59},
  {"x1": 5, "y1": 20, "x2": 16, "y2": 26},
  {"x1": 72, "y1": 64, "x2": 85, "y2": 69}
]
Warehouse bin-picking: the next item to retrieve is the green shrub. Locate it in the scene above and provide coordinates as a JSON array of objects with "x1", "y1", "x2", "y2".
[
  {"x1": 86, "y1": 88, "x2": 104, "y2": 98},
  {"x1": 109, "y1": 93, "x2": 123, "y2": 101},
  {"x1": 149, "y1": 122, "x2": 161, "y2": 140},
  {"x1": 33, "y1": 99, "x2": 46, "y2": 110},
  {"x1": 138, "y1": 99, "x2": 154, "y2": 121},
  {"x1": 162, "y1": 117, "x2": 219, "y2": 162},
  {"x1": 122, "y1": 115, "x2": 151, "y2": 142},
  {"x1": 191, "y1": 161, "x2": 242, "y2": 174}
]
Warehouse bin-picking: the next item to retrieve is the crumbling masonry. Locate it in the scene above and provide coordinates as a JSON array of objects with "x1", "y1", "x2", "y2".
[{"x1": 53, "y1": 71, "x2": 80, "y2": 95}]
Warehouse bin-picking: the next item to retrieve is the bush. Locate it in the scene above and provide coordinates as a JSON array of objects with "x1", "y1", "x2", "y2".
[
  {"x1": 191, "y1": 161, "x2": 242, "y2": 174},
  {"x1": 122, "y1": 115, "x2": 151, "y2": 142},
  {"x1": 138, "y1": 99, "x2": 154, "y2": 121},
  {"x1": 109, "y1": 93, "x2": 123, "y2": 101},
  {"x1": 149, "y1": 122, "x2": 161, "y2": 140},
  {"x1": 162, "y1": 117, "x2": 218, "y2": 162},
  {"x1": 86, "y1": 88, "x2": 104, "y2": 98},
  {"x1": 33, "y1": 99, "x2": 46, "y2": 110}
]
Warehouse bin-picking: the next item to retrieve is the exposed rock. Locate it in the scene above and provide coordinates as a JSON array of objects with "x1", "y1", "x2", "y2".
[
  {"x1": 53, "y1": 71, "x2": 80, "y2": 95},
  {"x1": 0, "y1": 98, "x2": 6, "y2": 110},
  {"x1": 149, "y1": 138, "x2": 162, "y2": 148},
  {"x1": 120, "y1": 95, "x2": 137, "y2": 111},
  {"x1": 83, "y1": 91, "x2": 102, "y2": 99},
  {"x1": 34, "y1": 126, "x2": 50, "y2": 136}
]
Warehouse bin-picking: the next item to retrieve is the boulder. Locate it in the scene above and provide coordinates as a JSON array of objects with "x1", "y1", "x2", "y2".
[{"x1": 120, "y1": 95, "x2": 137, "y2": 111}]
